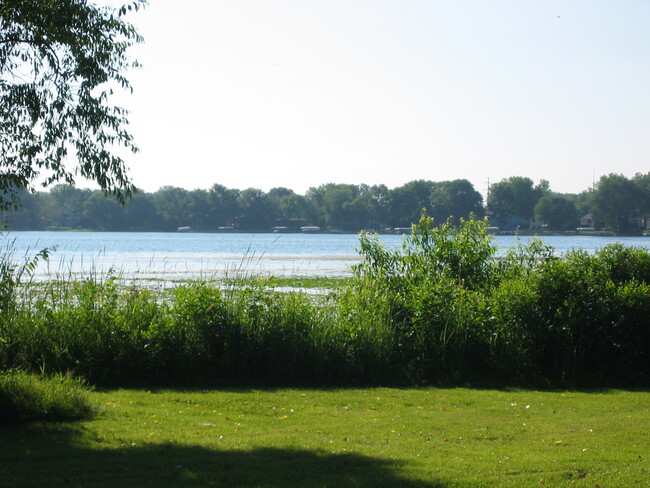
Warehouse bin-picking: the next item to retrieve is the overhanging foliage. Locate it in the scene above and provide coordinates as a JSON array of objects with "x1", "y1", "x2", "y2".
[{"x1": 0, "y1": 0, "x2": 145, "y2": 210}]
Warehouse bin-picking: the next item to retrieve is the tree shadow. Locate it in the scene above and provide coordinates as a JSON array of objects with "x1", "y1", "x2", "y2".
[{"x1": 1, "y1": 423, "x2": 451, "y2": 488}]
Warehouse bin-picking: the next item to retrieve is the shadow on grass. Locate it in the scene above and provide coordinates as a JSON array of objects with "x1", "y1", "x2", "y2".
[{"x1": 1, "y1": 424, "x2": 449, "y2": 488}]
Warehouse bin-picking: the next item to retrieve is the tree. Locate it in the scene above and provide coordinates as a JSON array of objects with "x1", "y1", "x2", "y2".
[
  {"x1": 488, "y1": 177, "x2": 548, "y2": 228},
  {"x1": 266, "y1": 187, "x2": 294, "y2": 221},
  {"x1": 81, "y1": 190, "x2": 123, "y2": 230},
  {"x1": 208, "y1": 184, "x2": 240, "y2": 228},
  {"x1": 0, "y1": 187, "x2": 43, "y2": 229},
  {"x1": 387, "y1": 180, "x2": 436, "y2": 227},
  {"x1": 268, "y1": 187, "x2": 315, "y2": 227},
  {"x1": 346, "y1": 184, "x2": 390, "y2": 231},
  {"x1": 306, "y1": 183, "x2": 372, "y2": 231},
  {"x1": 46, "y1": 184, "x2": 91, "y2": 228},
  {"x1": 591, "y1": 174, "x2": 643, "y2": 234},
  {"x1": 267, "y1": 187, "x2": 294, "y2": 200},
  {"x1": 153, "y1": 186, "x2": 190, "y2": 230},
  {"x1": 186, "y1": 189, "x2": 211, "y2": 231},
  {"x1": 275, "y1": 193, "x2": 314, "y2": 225},
  {"x1": 632, "y1": 172, "x2": 650, "y2": 227},
  {"x1": 121, "y1": 191, "x2": 162, "y2": 231},
  {"x1": 534, "y1": 194, "x2": 579, "y2": 231},
  {"x1": 571, "y1": 189, "x2": 594, "y2": 218},
  {"x1": 429, "y1": 179, "x2": 483, "y2": 224},
  {"x1": 0, "y1": 0, "x2": 145, "y2": 210},
  {"x1": 236, "y1": 188, "x2": 273, "y2": 230}
]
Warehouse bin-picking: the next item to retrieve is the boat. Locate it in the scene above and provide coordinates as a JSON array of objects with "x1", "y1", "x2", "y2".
[{"x1": 300, "y1": 226, "x2": 321, "y2": 233}]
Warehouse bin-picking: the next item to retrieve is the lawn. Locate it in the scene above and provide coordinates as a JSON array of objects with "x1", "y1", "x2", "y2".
[{"x1": 1, "y1": 388, "x2": 648, "y2": 487}]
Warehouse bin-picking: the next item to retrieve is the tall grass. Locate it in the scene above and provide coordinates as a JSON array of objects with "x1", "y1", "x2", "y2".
[
  {"x1": 1, "y1": 216, "x2": 649, "y2": 388},
  {"x1": 0, "y1": 369, "x2": 95, "y2": 423}
]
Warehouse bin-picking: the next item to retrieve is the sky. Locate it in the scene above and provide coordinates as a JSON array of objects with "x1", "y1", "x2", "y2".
[{"x1": 103, "y1": 0, "x2": 650, "y2": 199}]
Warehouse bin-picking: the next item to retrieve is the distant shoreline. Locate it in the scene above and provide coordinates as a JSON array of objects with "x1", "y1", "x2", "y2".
[{"x1": 8, "y1": 227, "x2": 644, "y2": 237}]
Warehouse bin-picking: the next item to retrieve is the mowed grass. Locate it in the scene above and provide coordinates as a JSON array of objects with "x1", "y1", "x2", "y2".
[{"x1": 1, "y1": 388, "x2": 648, "y2": 487}]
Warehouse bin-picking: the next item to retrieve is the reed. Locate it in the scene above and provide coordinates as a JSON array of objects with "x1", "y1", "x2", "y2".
[{"x1": 1, "y1": 215, "x2": 649, "y2": 388}]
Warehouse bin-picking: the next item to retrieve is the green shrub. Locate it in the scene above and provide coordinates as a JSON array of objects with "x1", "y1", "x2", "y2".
[
  {"x1": 492, "y1": 245, "x2": 650, "y2": 386},
  {"x1": 489, "y1": 276, "x2": 541, "y2": 384},
  {"x1": 347, "y1": 213, "x2": 506, "y2": 384},
  {"x1": 0, "y1": 370, "x2": 95, "y2": 424},
  {"x1": 597, "y1": 242, "x2": 650, "y2": 284},
  {"x1": 349, "y1": 213, "x2": 650, "y2": 387}
]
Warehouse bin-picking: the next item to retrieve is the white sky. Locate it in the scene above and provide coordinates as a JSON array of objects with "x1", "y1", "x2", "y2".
[{"x1": 107, "y1": 0, "x2": 650, "y2": 198}]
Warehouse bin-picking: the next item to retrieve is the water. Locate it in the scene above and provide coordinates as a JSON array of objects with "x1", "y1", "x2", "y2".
[{"x1": 2, "y1": 231, "x2": 649, "y2": 281}]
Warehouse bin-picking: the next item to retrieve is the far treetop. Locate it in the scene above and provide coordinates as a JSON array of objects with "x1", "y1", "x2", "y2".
[{"x1": 3, "y1": 173, "x2": 649, "y2": 235}]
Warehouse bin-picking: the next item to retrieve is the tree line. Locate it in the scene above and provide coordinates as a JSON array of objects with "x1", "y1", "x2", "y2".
[{"x1": 2, "y1": 173, "x2": 649, "y2": 234}]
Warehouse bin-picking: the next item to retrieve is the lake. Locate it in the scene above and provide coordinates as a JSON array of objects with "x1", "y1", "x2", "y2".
[{"x1": 2, "y1": 231, "x2": 650, "y2": 281}]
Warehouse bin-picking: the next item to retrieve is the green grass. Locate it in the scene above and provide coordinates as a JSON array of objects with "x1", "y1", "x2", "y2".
[
  {"x1": 257, "y1": 275, "x2": 353, "y2": 289},
  {"x1": 99, "y1": 275, "x2": 352, "y2": 296},
  {"x1": 0, "y1": 370, "x2": 96, "y2": 424},
  {"x1": 1, "y1": 388, "x2": 647, "y2": 487}
]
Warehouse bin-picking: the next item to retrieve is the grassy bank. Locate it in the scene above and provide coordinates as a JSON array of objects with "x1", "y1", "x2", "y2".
[
  {"x1": 1, "y1": 387, "x2": 648, "y2": 487},
  {"x1": 0, "y1": 370, "x2": 95, "y2": 423}
]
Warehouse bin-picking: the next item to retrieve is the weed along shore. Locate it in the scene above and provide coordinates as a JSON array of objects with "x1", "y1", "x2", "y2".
[
  {"x1": 1, "y1": 215, "x2": 649, "y2": 486},
  {"x1": 1, "y1": 214, "x2": 648, "y2": 388}
]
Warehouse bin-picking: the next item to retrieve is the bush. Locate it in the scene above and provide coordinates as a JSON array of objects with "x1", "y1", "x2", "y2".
[
  {"x1": 491, "y1": 245, "x2": 650, "y2": 386},
  {"x1": 348, "y1": 213, "x2": 650, "y2": 387},
  {"x1": 345, "y1": 213, "x2": 502, "y2": 384},
  {"x1": 0, "y1": 370, "x2": 95, "y2": 424}
]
